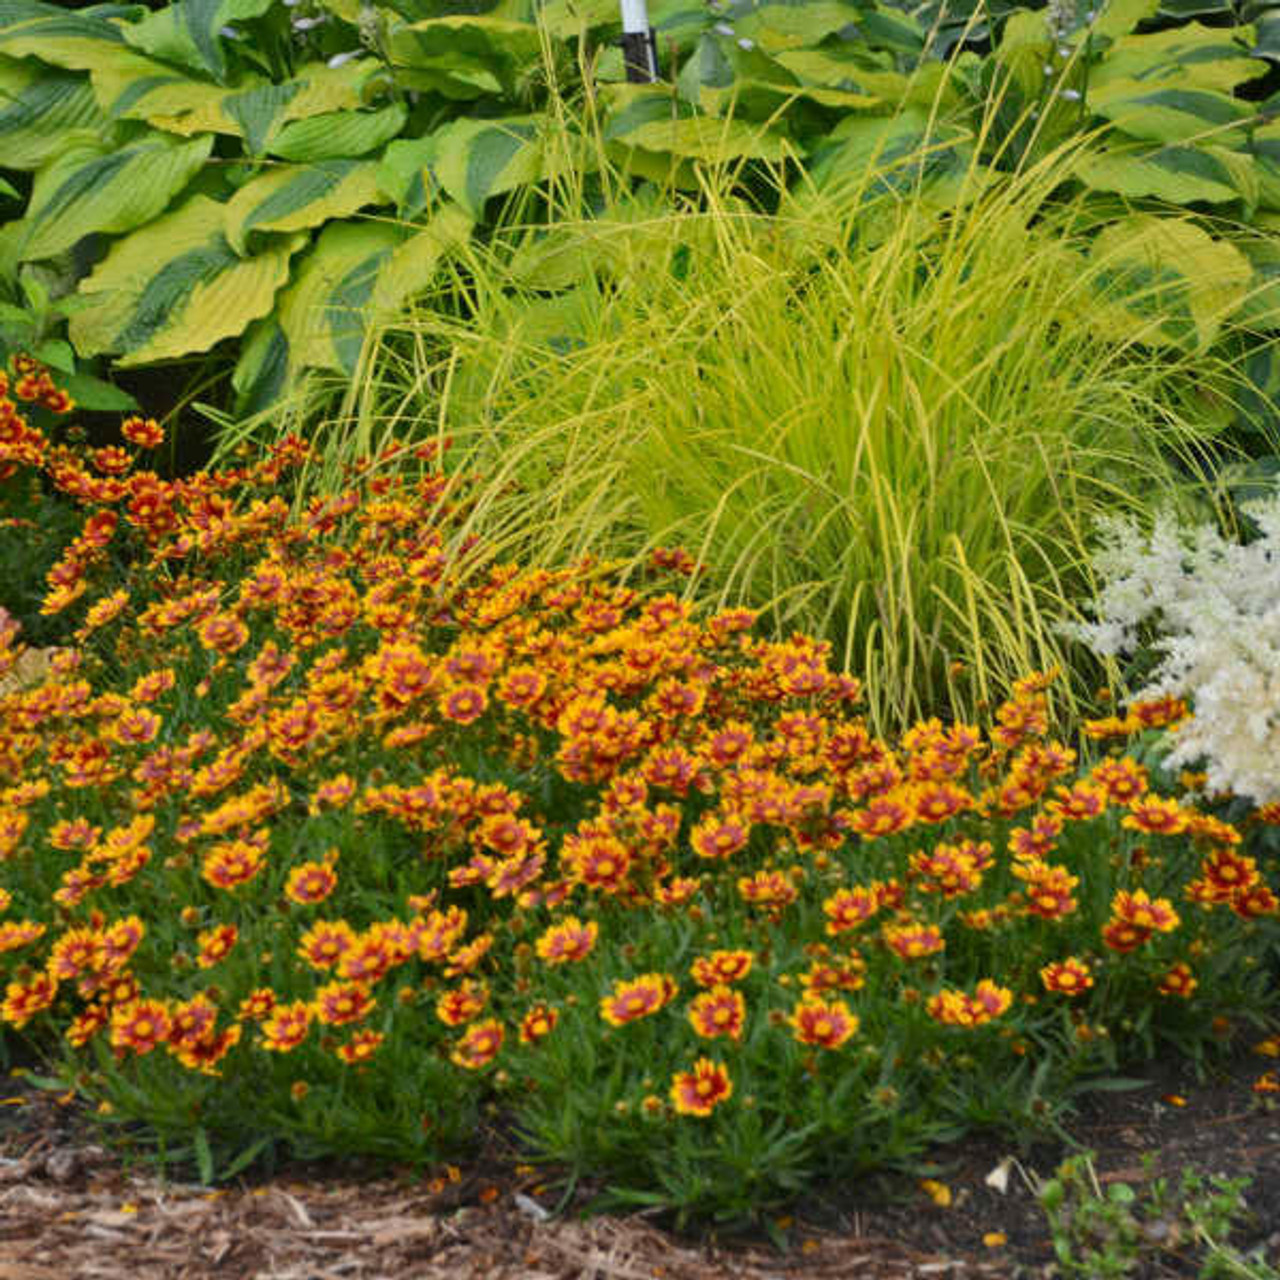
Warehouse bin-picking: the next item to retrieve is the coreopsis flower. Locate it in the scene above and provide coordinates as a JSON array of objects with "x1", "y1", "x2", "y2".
[
  {"x1": 1039, "y1": 957, "x2": 1094, "y2": 995},
  {"x1": 197, "y1": 612, "x2": 249, "y2": 655},
  {"x1": 174, "y1": 1024, "x2": 241, "y2": 1075},
  {"x1": 1110, "y1": 888, "x2": 1180, "y2": 933},
  {"x1": 789, "y1": 997, "x2": 858, "y2": 1049},
  {"x1": 167, "y1": 994, "x2": 219, "y2": 1050},
  {"x1": 1015, "y1": 862, "x2": 1079, "y2": 922},
  {"x1": 451, "y1": 1018, "x2": 503, "y2": 1069},
  {"x1": 882, "y1": 920, "x2": 945, "y2": 960},
  {"x1": 416, "y1": 907, "x2": 469, "y2": 962},
  {"x1": 48, "y1": 818, "x2": 100, "y2": 851},
  {"x1": 237, "y1": 988, "x2": 277, "y2": 1021},
  {"x1": 670, "y1": 1058, "x2": 733, "y2": 1117},
  {"x1": 1046, "y1": 781, "x2": 1108, "y2": 822},
  {"x1": 653, "y1": 876, "x2": 701, "y2": 906},
  {"x1": 519, "y1": 1004, "x2": 559, "y2": 1044},
  {"x1": 261, "y1": 1000, "x2": 312, "y2": 1052},
  {"x1": 1122, "y1": 795, "x2": 1190, "y2": 837},
  {"x1": 1188, "y1": 848, "x2": 1259, "y2": 904},
  {"x1": 850, "y1": 791, "x2": 915, "y2": 838},
  {"x1": 687, "y1": 986, "x2": 746, "y2": 1041},
  {"x1": 600, "y1": 973, "x2": 677, "y2": 1027},
  {"x1": 110, "y1": 998, "x2": 171, "y2": 1056},
  {"x1": 336, "y1": 1030, "x2": 385, "y2": 1064},
  {"x1": 823, "y1": 886, "x2": 879, "y2": 935},
  {"x1": 196, "y1": 923, "x2": 238, "y2": 968},
  {"x1": 1090, "y1": 757, "x2": 1148, "y2": 804},
  {"x1": 1157, "y1": 962, "x2": 1197, "y2": 999},
  {"x1": 285, "y1": 860, "x2": 339, "y2": 906},
  {"x1": 439, "y1": 682, "x2": 487, "y2": 726},
  {"x1": 1230, "y1": 884, "x2": 1278, "y2": 920},
  {"x1": 563, "y1": 833, "x2": 632, "y2": 893},
  {"x1": 202, "y1": 839, "x2": 267, "y2": 890},
  {"x1": 121, "y1": 415, "x2": 165, "y2": 448},
  {"x1": 67, "y1": 1004, "x2": 109, "y2": 1047},
  {"x1": 736, "y1": 869, "x2": 798, "y2": 912},
  {"x1": 297, "y1": 919, "x2": 357, "y2": 970},
  {"x1": 912, "y1": 780, "x2": 973, "y2": 823},
  {"x1": 1, "y1": 973, "x2": 58, "y2": 1027},
  {"x1": 99, "y1": 916, "x2": 144, "y2": 969},
  {"x1": 690, "y1": 811, "x2": 751, "y2": 860},
  {"x1": 800, "y1": 953, "x2": 867, "y2": 994},
  {"x1": 690, "y1": 950, "x2": 754, "y2": 987},
  {"x1": 314, "y1": 980, "x2": 377, "y2": 1026},
  {"x1": 910, "y1": 844, "x2": 984, "y2": 898},
  {"x1": 926, "y1": 980, "x2": 1012, "y2": 1028},
  {"x1": 534, "y1": 916, "x2": 598, "y2": 965},
  {"x1": 436, "y1": 984, "x2": 486, "y2": 1027}
]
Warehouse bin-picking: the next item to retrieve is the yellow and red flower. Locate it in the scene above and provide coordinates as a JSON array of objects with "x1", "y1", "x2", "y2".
[
  {"x1": 687, "y1": 986, "x2": 746, "y2": 1041},
  {"x1": 690, "y1": 950, "x2": 754, "y2": 987},
  {"x1": 451, "y1": 1018, "x2": 503, "y2": 1069},
  {"x1": 670, "y1": 1058, "x2": 733, "y2": 1117},
  {"x1": 1039, "y1": 957, "x2": 1093, "y2": 996},
  {"x1": 600, "y1": 973, "x2": 677, "y2": 1027},
  {"x1": 534, "y1": 916, "x2": 598, "y2": 965},
  {"x1": 789, "y1": 997, "x2": 859, "y2": 1049}
]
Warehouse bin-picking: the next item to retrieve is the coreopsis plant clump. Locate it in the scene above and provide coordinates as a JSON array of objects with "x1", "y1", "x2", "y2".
[{"x1": 1, "y1": 361, "x2": 1278, "y2": 1222}]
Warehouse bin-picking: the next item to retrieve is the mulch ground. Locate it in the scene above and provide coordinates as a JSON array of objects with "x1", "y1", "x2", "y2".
[{"x1": 1, "y1": 1039, "x2": 1278, "y2": 1279}]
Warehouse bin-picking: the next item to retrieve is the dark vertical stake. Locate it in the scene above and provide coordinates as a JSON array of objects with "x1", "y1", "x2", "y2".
[{"x1": 620, "y1": 0, "x2": 659, "y2": 82}]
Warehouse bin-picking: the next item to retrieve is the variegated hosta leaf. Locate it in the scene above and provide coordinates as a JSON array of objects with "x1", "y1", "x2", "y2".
[
  {"x1": 1087, "y1": 214, "x2": 1252, "y2": 350},
  {"x1": 1090, "y1": 22, "x2": 1269, "y2": 94},
  {"x1": 538, "y1": 0, "x2": 622, "y2": 39},
  {"x1": 68, "y1": 193, "x2": 303, "y2": 365},
  {"x1": 807, "y1": 109, "x2": 977, "y2": 204},
  {"x1": 730, "y1": 2, "x2": 862, "y2": 53},
  {"x1": 1073, "y1": 139, "x2": 1255, "y2": 205},
  {"x1": 601, "y1": 84, "x2": 790, "y2": 162},
  {"x1": 18, "y1": 131, "x2": 213, "y2": 262},
  {"x1": 224, "y1": 158, "x2": 383, "y2": 255},
  {"x1": 1088, "y1": 79, "x2": 1254, "y2": 146},
  {"x1": 0, "y1": 56, "x2": 111, "y2": 170},
  {"x1": 385, "y1": 15, "x2": 545, "y2": 99},
  {"x1": 92, "y1": 55, "x2": 379, "y2": 154},
  {"x1": 118, "y1": 0, "x2": 276, "y2": 83},
  {"x1": 246, "y1": 203, "x2": 471, "y2": 385},
  {"x1": 268, "y1": 102, "x2": 408, "y2": 163},
  {"x1": 0, "y1": 0, "x2": 132, "y2": 70},
  {"x1": 1252, "y1": 120, "x2": 1280, "y2": 209}
]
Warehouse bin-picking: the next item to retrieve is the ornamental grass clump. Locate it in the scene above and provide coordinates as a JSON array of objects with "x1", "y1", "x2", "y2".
[{"x1": 1, "y1": 361, "x2": 1279, "y2": 1223}]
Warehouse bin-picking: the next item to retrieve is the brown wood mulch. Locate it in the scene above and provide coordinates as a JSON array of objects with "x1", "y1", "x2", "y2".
[{"x1": 0, "y1": 1140, "x2": 1006, "y2": 1280}]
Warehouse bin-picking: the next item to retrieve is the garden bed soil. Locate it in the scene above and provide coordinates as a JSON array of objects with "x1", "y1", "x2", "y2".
[{"x1": 0, "y1": 1040, "x2": 1277, "y2": 1279}]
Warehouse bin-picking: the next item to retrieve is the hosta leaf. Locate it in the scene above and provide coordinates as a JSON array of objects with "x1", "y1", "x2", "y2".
[
  {"x1": 0, "y1": 2, "x2": 131, "y2": 70},
  {"x1": 538, "y1": 0, "x2": 620, "y2": 38},
  {"x1": 89, "y1": 46, "x2": 255, "y2": 131},
  {"x1": 386, "y1": 15, "x2": 544, "y2": 99},
  {"x1": 1087, "y1": 81, "x2": 1254, "y2": 146},
  {"x1": 268, "y1": 101, "x2": 408, "y2": 162},
  {"x1": 68, "y1": 193, "x2": 302, "y2": 364},
  {"x1": 601, "y1": 84, "x2": 789, "y2": 161},
  {"x1": 1090, "y1": 23, "x2": 1268, "y2": 94},
  {"x1": 19, "y1": 131, "x2": 213, "y2": 262},
  {"x1": 731, "y1": 2, "x2": 861, "y2": 52},
  {"x1": 419, "y1": 115, "x2": 589, "y2": 216},
  {"x1": 808, "y1": 109, "x2": 976, "y2": 202},
  {"x1": 1231, "y1": 236, "x2": 1280, "y2": 328},
  {"x1": 0, "y1": 58, "x2": 111, "y2": 170},
  {"x1": 275, "y1": 222, "x2": 408, "y2": 375},
  {"x1": 1087, "y1": 213, "x2": 1252, "y2": 349},
  {"x1": 120, "y1": 0, "x2": 276, "y2": 82},
  {"x1": 1158, "y1": 0, "x2": 1231, "y2": 18},
  {"x1": 130, "y1": 59, "x2": 377, "y2": 144},
  {"x1": 224, "y1": 158, "x2": 383, "y2": 254},
  {"x1": 1072, "y1": 140, "x2": 1252, "y2": 205},
  {"x1": 236, "y1": 201, "x2": 472, "y2": 408},
  {"x1": 1090, "y1": 0, "x2": 1160, "y2": 40},
  {"x1": 1255, "y1": 10, "x2": 1280, "y2": 61}
]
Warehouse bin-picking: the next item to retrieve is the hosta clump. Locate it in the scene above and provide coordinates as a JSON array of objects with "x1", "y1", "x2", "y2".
[{"x1": 1, "y1": 364, "x2": 1279, "y2": 1220}]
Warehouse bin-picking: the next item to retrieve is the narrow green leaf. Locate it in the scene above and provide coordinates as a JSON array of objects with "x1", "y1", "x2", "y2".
[{"x1": 194, "y1": 1126, "x2": 214, "y2": 1186}]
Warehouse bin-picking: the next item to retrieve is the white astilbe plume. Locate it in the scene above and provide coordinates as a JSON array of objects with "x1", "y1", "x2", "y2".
[{"x1": 1069, "y1": 497, "x2": 1280, "y2": 804}]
